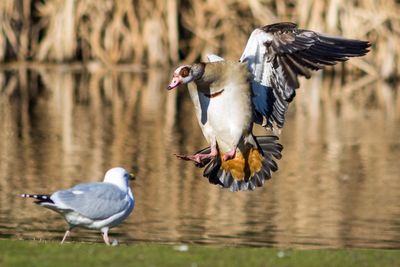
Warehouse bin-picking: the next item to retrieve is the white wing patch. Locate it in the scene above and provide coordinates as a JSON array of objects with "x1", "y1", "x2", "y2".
[
  {"x1": 240, "y1": 29, "x2": 273, "y2": 84},
  {"x1": 207, "y1": 54, "x2": 225, "y2": 62},
  {"x1": 240, "y1": 29, "x2": 279, "y2": 130},
  {"x1": 72, "y1": 190, "x2": 84, "y2": 195}
]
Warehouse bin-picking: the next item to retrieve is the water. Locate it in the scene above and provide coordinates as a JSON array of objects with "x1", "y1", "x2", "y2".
[{"x1": 0, "y1": 67, "x2": 399, "y2": 248}]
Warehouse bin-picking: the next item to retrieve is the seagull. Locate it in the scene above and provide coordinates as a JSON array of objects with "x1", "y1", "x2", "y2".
[
  {"x1": 167, "y1": 22, "x2": 370, "y2": 191},
  {"x1": 21, "y1": 167, "x2": 135, "y2": 245}
]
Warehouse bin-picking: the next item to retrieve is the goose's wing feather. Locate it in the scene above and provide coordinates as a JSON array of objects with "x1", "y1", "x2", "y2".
[
  {"x1": 207, "y1": 54, "x2": 225, "y2": 62},
  {"x1": 51, "y1": 183, "x2": 131, "y2": 220},
  {"x1": 240, "y1": 22, "x2": 370, "y2": 129}
]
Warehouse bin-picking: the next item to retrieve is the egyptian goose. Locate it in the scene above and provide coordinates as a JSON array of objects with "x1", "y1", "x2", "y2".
[{"x1": 167, "y1": 22, "x2": 370, "y2": 192}]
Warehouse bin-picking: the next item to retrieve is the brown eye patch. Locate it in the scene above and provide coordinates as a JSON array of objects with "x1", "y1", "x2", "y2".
[{"x1": 179, "y1": 67, "x2": 191, "y2": 77}]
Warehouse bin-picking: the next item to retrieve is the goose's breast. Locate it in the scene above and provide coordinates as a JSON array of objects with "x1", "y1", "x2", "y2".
[{"x1": 206, "y1": 85, "x2": 252, "y2": 151}]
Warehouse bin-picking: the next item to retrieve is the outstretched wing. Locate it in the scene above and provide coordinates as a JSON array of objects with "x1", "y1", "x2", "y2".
[{"x1": 240, "y1": 22, "x2": 370, "y2": 129}]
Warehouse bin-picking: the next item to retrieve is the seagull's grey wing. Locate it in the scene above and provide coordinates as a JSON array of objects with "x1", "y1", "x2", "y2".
[
  {"x1": 240, "y1": 22, "x2": 370, "y2": 129},
  {"x1": 51, "y1": 183, "x2": 131, "y2": 220}
]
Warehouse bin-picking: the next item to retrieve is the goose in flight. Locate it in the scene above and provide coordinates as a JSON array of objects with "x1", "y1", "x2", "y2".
[{"x1": 167, "y1": 22, "x2": 370, "y2": 192}]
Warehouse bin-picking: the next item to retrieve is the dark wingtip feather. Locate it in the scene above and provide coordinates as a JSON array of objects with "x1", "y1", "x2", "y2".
[{"x1": 317, "y1": 34, "x2": 371, "y2": 59}]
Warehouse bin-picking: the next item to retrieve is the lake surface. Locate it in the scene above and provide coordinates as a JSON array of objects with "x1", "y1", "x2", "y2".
[{"x1": 0, "y1": 67, "x2": 399, "y2": 248}]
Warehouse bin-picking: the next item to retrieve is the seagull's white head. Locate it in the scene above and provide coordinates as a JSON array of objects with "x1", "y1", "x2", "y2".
[
  {"x1": 103, "y1": 167, "x2": 135, "y2": 190},
  {"x1": 167, "y1": 63, "x2": 205, "y2": 90}
]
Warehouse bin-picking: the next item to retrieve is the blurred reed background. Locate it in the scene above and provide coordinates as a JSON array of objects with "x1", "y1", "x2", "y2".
[{"x1": 0, "y1": 0, "x2": 399, "y2": 79}]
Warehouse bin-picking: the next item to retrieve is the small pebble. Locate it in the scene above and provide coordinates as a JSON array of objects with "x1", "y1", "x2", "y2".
[
  {"x1": 174, "y1": 244, "x2": 189, "y2": 252},
  {"x1": 277, "y1": 250, "x2": 285, "y2": 258}
]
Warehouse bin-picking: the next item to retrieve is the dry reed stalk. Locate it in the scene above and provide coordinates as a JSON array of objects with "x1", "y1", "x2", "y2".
[
  {"x1": 35, "y1": 0, "x2": 76, "y2": 61},
  {"x1": 31, "y1": 0, "x2": 174, "y2": 65},
  {"x1": 0, "y1": 0, "x2": 32, "y2": 61}
]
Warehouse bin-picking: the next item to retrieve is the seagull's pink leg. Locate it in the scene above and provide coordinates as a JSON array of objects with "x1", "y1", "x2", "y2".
[
  {"x1": 60, "y1": 229, "x2": 71, "y2": 244},
  {"x1": 102, "y1": 230, "x2": 110, "y2": 245}
]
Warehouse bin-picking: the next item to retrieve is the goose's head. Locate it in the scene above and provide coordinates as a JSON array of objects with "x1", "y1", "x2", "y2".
[{"x1": 167, "y1": 63, "x2": 205, "y2": 90}]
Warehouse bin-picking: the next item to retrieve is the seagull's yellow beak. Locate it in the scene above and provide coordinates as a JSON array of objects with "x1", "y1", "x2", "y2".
[{"x1": 129, "y1": 173, "x2": 136, "y2": 181}]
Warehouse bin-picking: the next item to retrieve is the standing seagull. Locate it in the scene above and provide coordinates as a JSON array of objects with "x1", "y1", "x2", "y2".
[
  {"x1": 21, "y1": 167, "x2": 135, "y2": 245},
  {"x1": 167, "y1": 22, "x2": 370, "y2": 191}
]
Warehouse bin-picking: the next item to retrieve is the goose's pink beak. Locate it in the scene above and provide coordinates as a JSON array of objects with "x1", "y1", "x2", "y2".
[{"x1": 167, "y1": 76, "x2": 181, "y2": 90}]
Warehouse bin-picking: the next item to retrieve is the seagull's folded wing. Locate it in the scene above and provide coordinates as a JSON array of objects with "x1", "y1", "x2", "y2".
[{"x1": 51, "y1": 183, "x2": 131, "y2": 220}]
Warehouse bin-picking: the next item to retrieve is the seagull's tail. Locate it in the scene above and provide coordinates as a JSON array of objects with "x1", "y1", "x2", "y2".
[
  {"x1": 20, "y1": 194, "x2": 54, "y2": 205},
  {"x1": 196, "y1": 135, "x2": 283, "y2": 191}
]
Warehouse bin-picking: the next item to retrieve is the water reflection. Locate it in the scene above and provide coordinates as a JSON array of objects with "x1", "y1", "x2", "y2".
[{"x1": 0, "y1": 68, "x2": 399, "y2": 248}]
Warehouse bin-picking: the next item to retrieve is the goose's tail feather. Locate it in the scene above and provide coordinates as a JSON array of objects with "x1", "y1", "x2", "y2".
[{"x1": 195, "y1": 135, "x2": 283, "y2": 191}]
